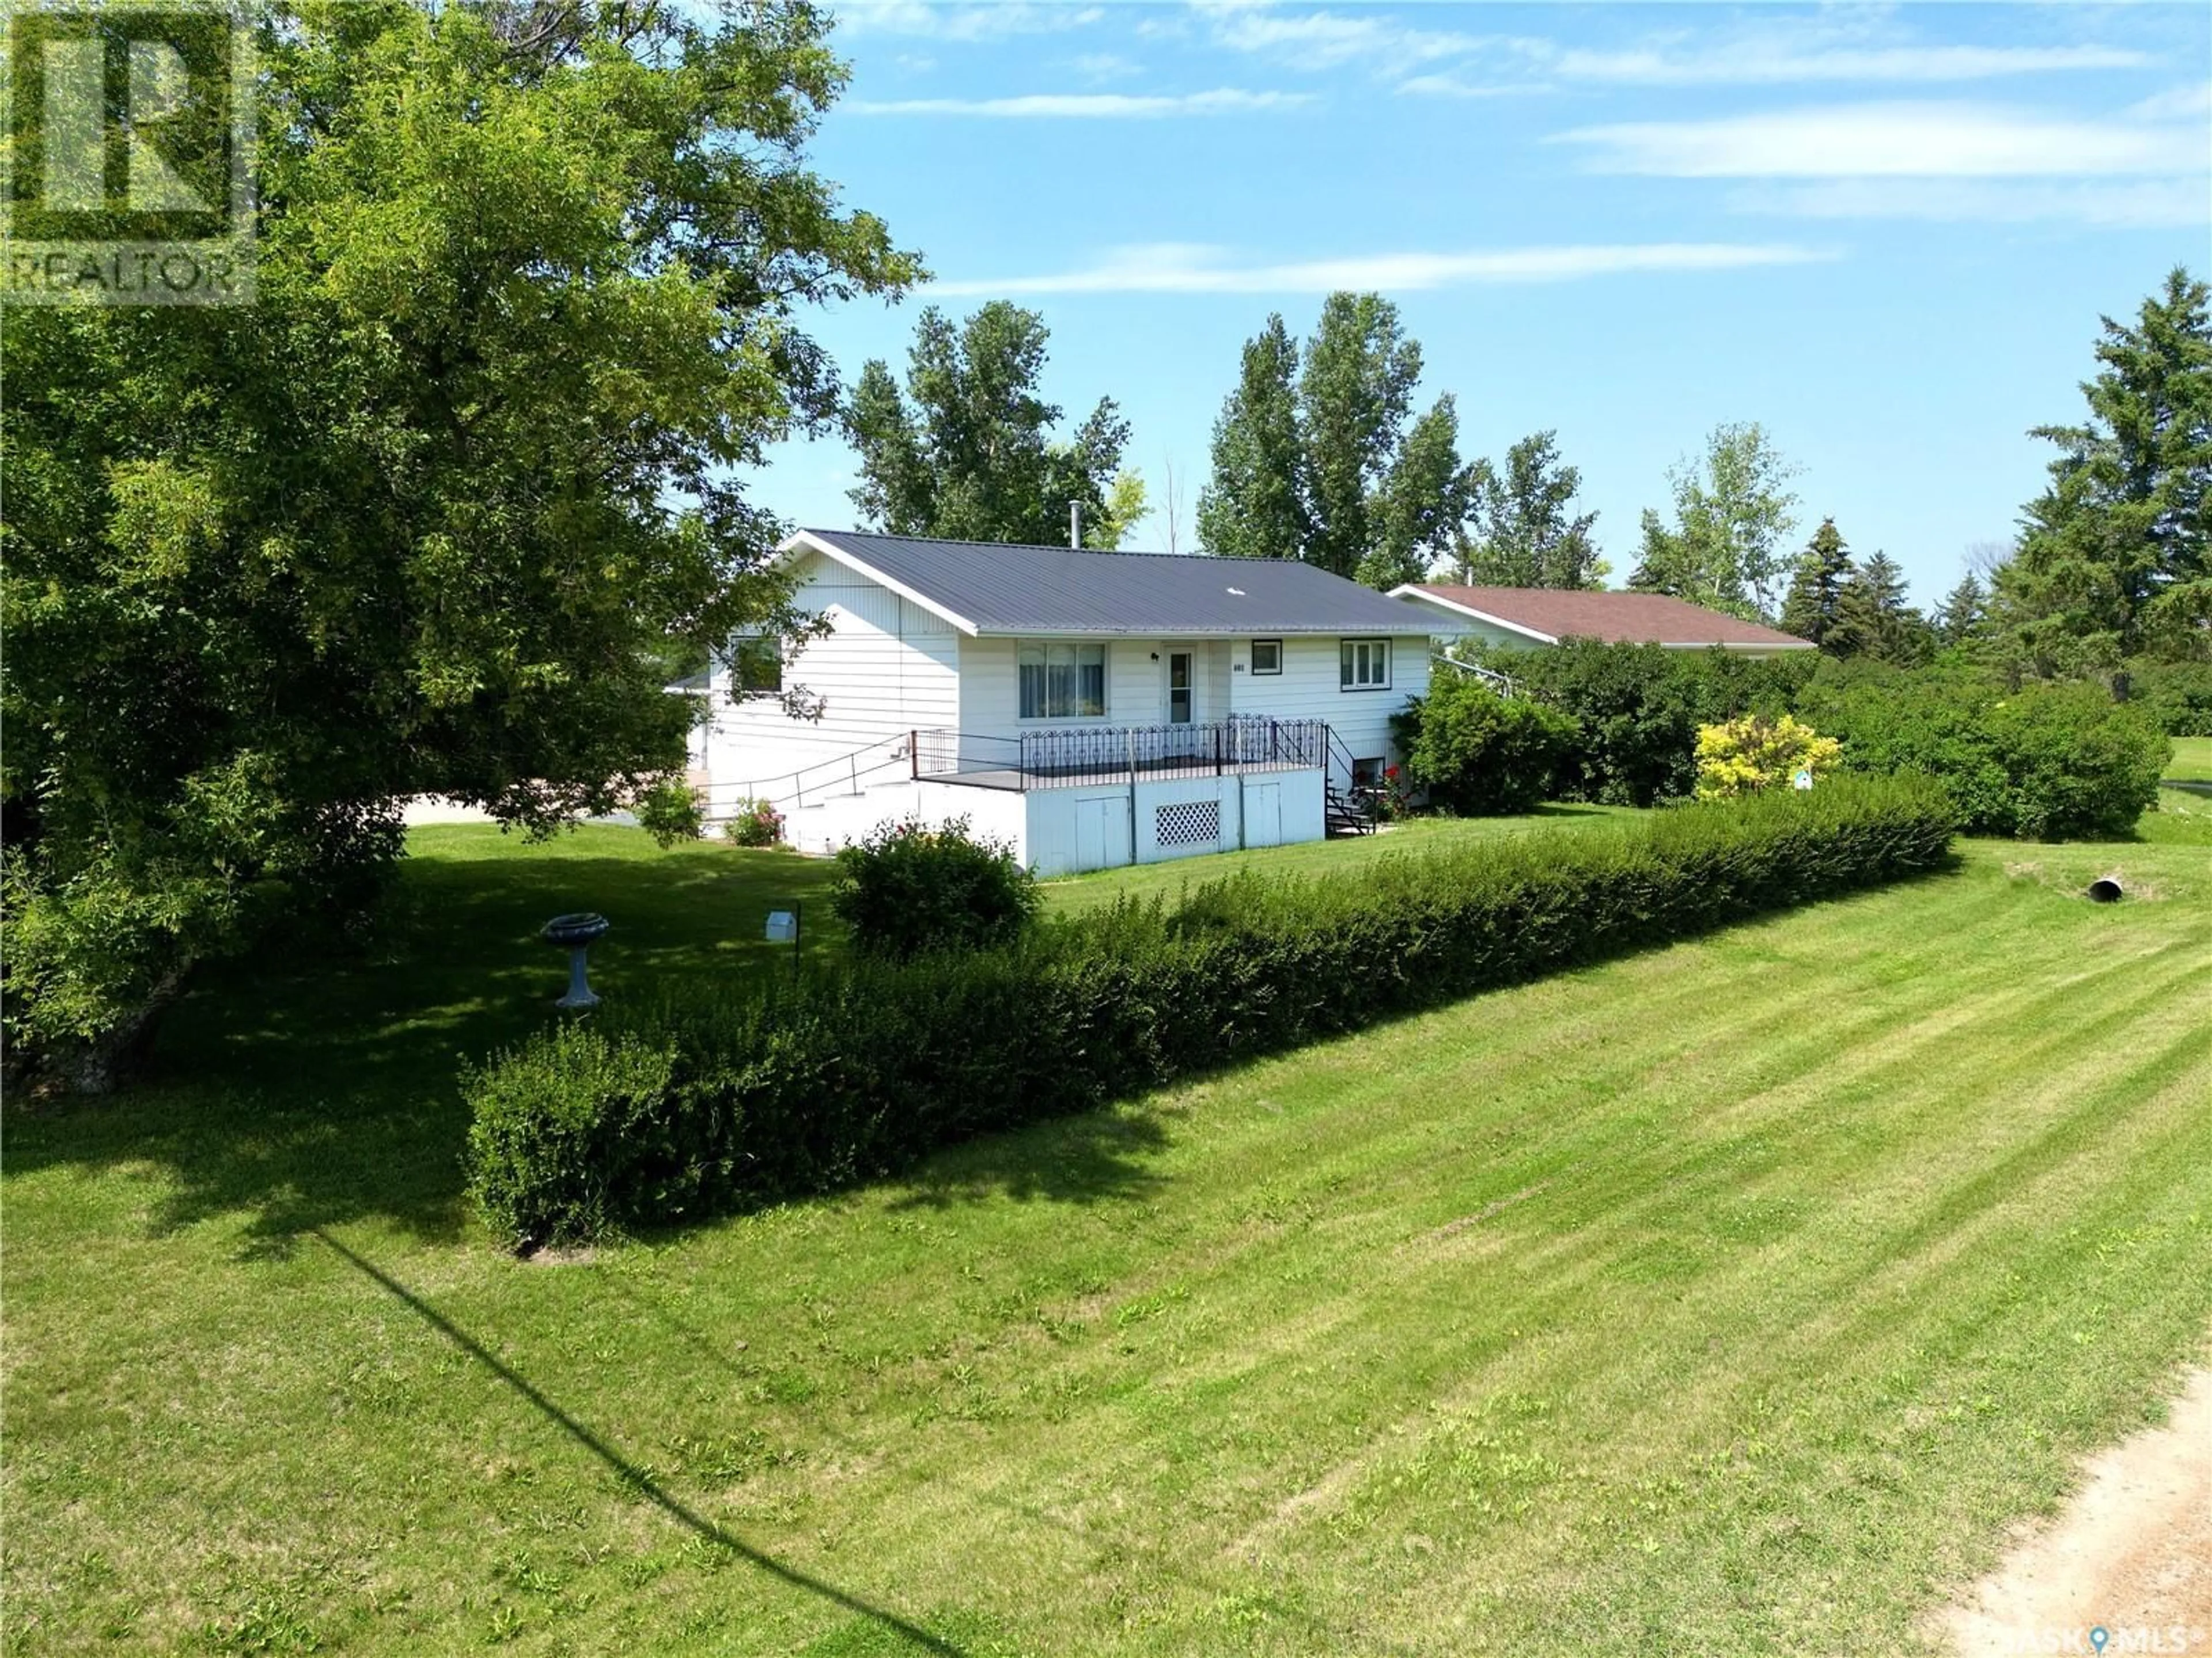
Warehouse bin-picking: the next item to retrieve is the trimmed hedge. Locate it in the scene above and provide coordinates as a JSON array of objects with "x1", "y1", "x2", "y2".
[{"x1": 465, "y1": 778, "x2": 1957, "y2": 1250}]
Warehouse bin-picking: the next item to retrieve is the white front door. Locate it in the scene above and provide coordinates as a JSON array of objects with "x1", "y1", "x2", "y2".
[{"x1": 1166, "y1": 651, "x2": 1194, "y2": 724}]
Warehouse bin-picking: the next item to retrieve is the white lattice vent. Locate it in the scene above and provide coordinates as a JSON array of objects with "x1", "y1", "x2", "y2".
[{"x1": 1156, "y1": 800, "x2": 1221, "y2": 847}]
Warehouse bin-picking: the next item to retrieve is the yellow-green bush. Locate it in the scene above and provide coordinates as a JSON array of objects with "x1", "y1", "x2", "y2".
[{"x1": 1695, "y1": 714, "x2": 1842, "y2": 801}]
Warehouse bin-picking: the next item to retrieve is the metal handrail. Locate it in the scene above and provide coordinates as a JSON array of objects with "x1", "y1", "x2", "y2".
[
  {"x1": 912, "y1": 717, "x2": 1330, "y2": 792},
  {"x1": 698, "y1": 730, "x2": 912, "y2": 813},
  {"x1": 1429, "y1": 652, "x2": 1521, "y2": 699}
]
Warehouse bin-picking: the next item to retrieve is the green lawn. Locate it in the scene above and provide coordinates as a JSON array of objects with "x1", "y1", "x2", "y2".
[
  {"x1": 2164, "y1": 735, "x2": 2212, "y2": 783},
  {"x1": 1041, "y1": 804, "x2": 1643, "y2": 912},
  {"x1": 6, "y1": 816, "x2": 2211, "y2": 1656}
]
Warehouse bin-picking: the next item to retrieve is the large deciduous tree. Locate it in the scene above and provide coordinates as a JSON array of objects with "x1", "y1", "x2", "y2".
[
  {"x1": 1630, "y1": 423, "x2": 1801, "y2": 620},
  {"x1": 1198, "y1": 293, "x2": 1469, "y2": 587},
  {"x1": 1455, "y1": 430, "x2": 1605, "y2": 589},
  {"x1": 1361, "y1": 394, "x2": 1474, "y2": 589},
  {"x1": 1300, "y1": 292, "x2": 1426, "y2": 581},
  {"x1": 0, "y1": 0, "x2": 921, "y2": 1086},
  {"x1": 1994, "y1": 267, "x2": 2212, "y2": 688},
  {"x1": 844, "y1": 300, "x2": 1136, "y2": 548},
  {"x1": 1195, "y1": 315, "x2": 1308, "y2": 562}
]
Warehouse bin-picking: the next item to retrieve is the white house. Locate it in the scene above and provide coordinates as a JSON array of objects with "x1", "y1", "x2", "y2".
[
  {"x1": 692, "y1": 530, "x2": 1434, "y2": 877},
  {"x1": 1388, "y1": 584, "x2": 1815, "y2": 658}
]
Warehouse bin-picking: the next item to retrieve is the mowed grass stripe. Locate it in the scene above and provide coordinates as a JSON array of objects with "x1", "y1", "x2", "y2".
[
  {"x1": 7, "y1": 842, "x2": 2211, "y2": 1655},
  {"x1": 628, "y1": 858, "x2": 2212, "y2": 1646}
]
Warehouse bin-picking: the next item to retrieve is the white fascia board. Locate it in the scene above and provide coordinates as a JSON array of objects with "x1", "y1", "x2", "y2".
[
  {"x1": 1655, "y1": 639, "x2": 1819, "y2": 652},
  {"x1": 775, "y1": 530, "x2": 980, "y2": 636},
  {"x1": 1384, "y1": 587, "x2": 1559, "y2": 644},
  {"x1": 966, "y1": 624, "x2": 1437, "y2": 638}
]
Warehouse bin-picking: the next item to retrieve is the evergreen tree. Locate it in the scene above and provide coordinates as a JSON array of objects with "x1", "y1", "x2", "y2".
[
  {"x1": 1832, "y1": 552, "x2": 1935, "y2": 665},
  {"x1": 1995, "y1": 267, "x2": 2212, "y2": 686},
  {"x1": 1195, "y1": 315, "x2": 1308, "y2": 561},
  {"x1": 846, "y1": 302, "x2": 1132, "y2": 547},
  {"x1": 1778, "y1": 518, "x2": 1853, "y2": 649},
  {"x1": 1457, "y1": 431, "x2": 1605, "y2": 588},
  {"x1": 1934, "y1": 571, "x2": 1990, "y2": 646}
]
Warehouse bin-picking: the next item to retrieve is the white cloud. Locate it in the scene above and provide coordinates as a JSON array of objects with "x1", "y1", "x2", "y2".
[
  {"x1": 929, "y1": 240, "x2": 1831, "y2": 296},
  {"x1": 1396, "y1": 73, "x2": 1550, "y2": 100},
  {"x1": 1195, "y1": 5, "x2": 2152, "y2": 88},
  {"x1": 834, "y1": 2, "x2": 1103, "y2": 41},
  {"x1": 1071, "y1": 51, "x2": 1142, "y2": 82},
  {"x1": 1555, "y1": 102, "x2": 2208, "y2": 177},
  {"x1": 1547, "y1": 43, "x2": 2153, "y2": 86},
  {"x1": 847, "y1": 88, "x2": 1315, "y2": 118},
  {"x1": 1196, "y1": 3, "x2": 1492, "y2": 73},
  {"x1": 1730, "y1": 177, "x2": 2212, "y2": 230},
  {"x1": 2127, "y1": 81, "x2": 2212, "y2": 122}
]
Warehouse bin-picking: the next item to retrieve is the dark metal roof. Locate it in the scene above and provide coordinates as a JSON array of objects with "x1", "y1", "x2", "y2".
[{"x1": 791, "y1": 529, "x2": 1435, "y2": 637}]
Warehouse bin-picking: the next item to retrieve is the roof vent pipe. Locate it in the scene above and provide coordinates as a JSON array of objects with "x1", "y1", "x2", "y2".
[{"x1": 1070, "y1": 500, "x2": 1082, "y2": 548}]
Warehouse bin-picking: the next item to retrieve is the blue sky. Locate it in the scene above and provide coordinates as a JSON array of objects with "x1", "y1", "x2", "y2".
[{"x1": 747, "y1": 1, "x2": 2212, "y2": 604}]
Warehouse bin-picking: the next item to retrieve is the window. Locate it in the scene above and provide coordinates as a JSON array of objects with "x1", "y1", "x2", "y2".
[
  {"x1": 1018, "y1": 641, "x2": 1108, "y2": 720},
  {"x1": 1339, "y1": 638, "x2": 1391, "y2": 691},
  {"x1": 730, "y1": 635, "x2": 782, "y2": 695},
  {"x1": 1249, "y1": 638, "x2": 1283, "y2": 675}
]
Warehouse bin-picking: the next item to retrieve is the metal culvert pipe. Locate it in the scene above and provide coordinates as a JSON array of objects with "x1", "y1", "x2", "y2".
[{"x1": 2088, "y1": 876, "x2": 2124, "y2": 903}]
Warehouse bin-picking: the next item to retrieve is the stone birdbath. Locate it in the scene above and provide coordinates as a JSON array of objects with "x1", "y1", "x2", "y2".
[{"x1": 541, "y1": 913, "x2": 611, "y2": 1010}]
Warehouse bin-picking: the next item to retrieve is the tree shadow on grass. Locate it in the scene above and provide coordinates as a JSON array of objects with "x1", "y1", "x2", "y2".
[
  {"x1": 3, "y1": 848, "x2": 839, "y2": 1259},
  {"x1": 314, "y1": 1229, "x2": 969, "y2": 1656},
  {"x1": 882, "y1": 1104, "x2": 1173, "y2": 1214}
]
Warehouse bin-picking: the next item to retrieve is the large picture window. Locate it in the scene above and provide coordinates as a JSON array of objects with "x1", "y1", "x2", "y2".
[
  {"x1": 1339, "y1": 638, "x2": 1391, "y2": 691},
  {"x1": 1018, "y1": 641, "x2": 1108, "y2": 719}
]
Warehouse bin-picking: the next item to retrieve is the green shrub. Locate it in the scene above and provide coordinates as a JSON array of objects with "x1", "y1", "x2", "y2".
[
  {"x1": 2127, "y1": 658, "x2": 2212, "y2": 737},
  {"x1": 830, "y1": 815, "x2": 1041, "y2": 960},
  {"x1": 1798, "y1": 670, "x2": 2169, "y2": 839},
  {"x1": 465, "y1": 779, "x2": 1956, "y2": 1249},
  {"x1": 1694, "y1": 714, "x2": 1842, "y2": 800},
  {"x1": 1499, "y1": 641, "x2": 1817, "y2": 807},
  {"x1": 1394, "y1": 673, "x2": 1581, "y2": 815},
  {"x1": 635, "y1": 780, "x2": 706, "y2": 846},
  {"x1": 464, "y1": 1023, "x2": 683, "y2": 1250},
  {"x1": 722, "y1": 797, "x2": 784, "y2": 848}
]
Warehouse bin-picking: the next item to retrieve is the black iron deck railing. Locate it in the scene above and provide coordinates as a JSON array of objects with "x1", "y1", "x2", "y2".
[{"x1": 913, "y1": 718, "x2": 1329, "y2": 791}]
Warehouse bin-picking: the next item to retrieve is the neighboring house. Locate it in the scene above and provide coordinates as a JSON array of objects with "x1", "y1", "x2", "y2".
[
  {"x1": 699, "y1": 529, "x2": 1434, "y2": 876},
  {"x1": 1389, "y1": 585, "x2": 1815, "y2": 658}
]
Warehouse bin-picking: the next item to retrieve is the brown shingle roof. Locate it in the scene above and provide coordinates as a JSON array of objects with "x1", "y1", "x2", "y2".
[{"x1": 1395, "y1": 585, "x2": 1813, "y2": 649}]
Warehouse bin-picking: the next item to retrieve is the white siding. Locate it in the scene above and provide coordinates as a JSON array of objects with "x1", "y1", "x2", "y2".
[
  {"x1": 1226, "y1": 633, "x2": 1430, "y2": 782},
  {"x1": 703, "y1": 552, "x2": 957, "y2": 807}
]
